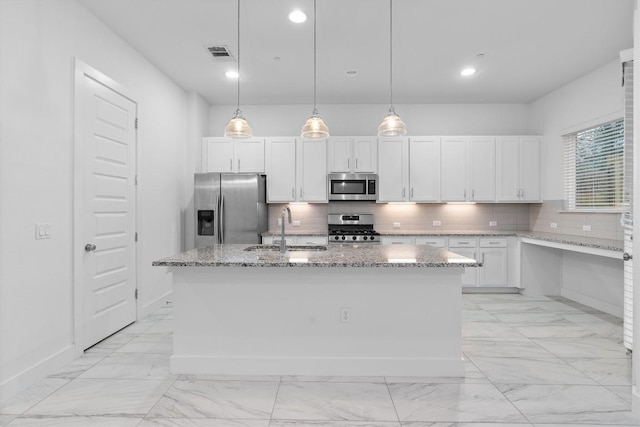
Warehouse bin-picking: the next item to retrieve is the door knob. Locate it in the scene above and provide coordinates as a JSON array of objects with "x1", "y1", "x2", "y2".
[
  {"x1": 623, "y1": 252, "x2": 632, "y2": 261},
  {"x1": 85, "y1": 244, "x2": 96, "y2": 252}
]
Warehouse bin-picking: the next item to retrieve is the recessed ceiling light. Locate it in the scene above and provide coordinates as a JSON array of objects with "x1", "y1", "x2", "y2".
[
  {"x1": 288, "y1": 10, "x2": 307, "y2": 23},
  {"x1": 346, "y1": 70, "x2": 358, "y2": 76},
  {"x1": 460, "y1": 67, "x2": 476, "y2": 77},
  {"x1": 225, "y1": 70, "x2": 239, "y2": 79}
]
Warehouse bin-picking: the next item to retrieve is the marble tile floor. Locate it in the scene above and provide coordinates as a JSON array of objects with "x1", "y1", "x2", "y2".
[{"x1": 1, "y1": 295, "x2": 638, "y2": 426}]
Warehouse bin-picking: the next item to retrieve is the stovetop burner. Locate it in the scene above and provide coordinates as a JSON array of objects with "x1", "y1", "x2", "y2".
[{"x1": 328, "y1": 214, "x2": 380, "y2": 244}]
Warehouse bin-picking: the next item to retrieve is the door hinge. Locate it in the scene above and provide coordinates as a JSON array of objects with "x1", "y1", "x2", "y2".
[
  {"x1": 135, "y1": 232, "x2": 138, "y2": 242},
  {"x1": 135, "y1": 118, "x2": 139, "y2": 129},
  {"x1": 135, "y1": 289, "x2": 138, "y2": 299}
]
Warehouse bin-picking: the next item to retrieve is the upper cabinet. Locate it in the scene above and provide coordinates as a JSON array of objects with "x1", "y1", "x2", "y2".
[
  {"x1": 328, "y1": 137, "x2": 377, "y2": 173},
  {"x1": 202, "y1": 137, "x2": 265, "y2": 173},
  {"x1": 265, "y1": 137, "x2": 327, "y2": 203},
  {"x1": 440, "y1": 137, "x2": 497, "y2": 203},
  {"x1": 440, "y1": 137, "x2": 468, "y2": 202},
  {"x1": 378, "y1": 137, "x2": 408, "y2": 202},
  {"x1": 497, "y1": 136, "x2": 542, "y2": 202}
]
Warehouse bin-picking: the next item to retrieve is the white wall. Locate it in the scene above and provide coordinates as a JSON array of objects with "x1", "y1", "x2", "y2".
[
  {"x1": 0, "y1": 0, "x2": 188, "y2": 400},
  {"x1": 209, "y1": 103, "x2": 532, "y2": 137},
  {"x1": 530, "y1": 60, "x2": 625, "y2": 200}
]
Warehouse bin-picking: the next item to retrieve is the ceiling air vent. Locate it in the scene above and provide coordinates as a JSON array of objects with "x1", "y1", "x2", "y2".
[{"x1": 205, "y1": 45, "x2": 235, "y2": 62}]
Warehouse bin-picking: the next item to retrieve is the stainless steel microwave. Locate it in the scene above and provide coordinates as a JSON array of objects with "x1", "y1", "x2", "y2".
[{"x1": 328, "y1": 173, "x2": 377, "y2": 201}]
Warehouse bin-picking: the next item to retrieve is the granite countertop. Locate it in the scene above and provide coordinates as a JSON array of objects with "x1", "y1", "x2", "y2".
[
  {"x1": 262, "y1": 231, "x2": 328, "y2": 237},
  {"x1": 152, "y1": 244, "x2": 479, "y2": 268},
  {"x1": 378, "y1": 230, "x2": 518, "y2": 237},
  {"x1": 517, "y1": 231, "x2": 623, "y2": 252}
]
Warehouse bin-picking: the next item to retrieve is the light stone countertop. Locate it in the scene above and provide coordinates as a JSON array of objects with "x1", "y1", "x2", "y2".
[{"x1": 152, "y1": 243, "x2": 479, "y2": 268}]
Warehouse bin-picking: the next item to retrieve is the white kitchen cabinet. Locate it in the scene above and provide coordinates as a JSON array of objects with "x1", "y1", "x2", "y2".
[
  {"x1": 328, "y1": 137, "x2": 377, "y2": 173},
  {"x1": 298, "y1": 139, "x2": 327, "y2": 202},
  {"x1": 265, "y1": 138, "x2": 297, "y2": 202},
  {"x1": 414, "y1": 236, "x2": 446, "y2": 247},
  {"x1": 497, "y1": 136, "x2": 541, "y2": 202},
  {"x1": 203, "y1": 137, "x2": 265, "y2": 173},
  {"x1": 265, "y1": 137, "x2": 327, "y2": 203},
  {"x1": 263, "y1": 235, "x2": 328, "y2": 245},
  {"x1": 468, "y1": 137, "x2": 496, "y2": 202},
  {"x1": 478, "y1": 238, "x2": 508, "y2": 286},
  {"x1": 378, "y1": 137, "x2": 409, "y2": 202},
  {"x1": 440, "y1": 137, "x2": 468, "y2": 202},
  {"x1": 381, "y1": 236, "x2": 415, "y2": 245},
  {"x1": 409, "y1": 137, "x2": 440, "y2": 202},
  {"x1": 448, "y1": 239, "x2": 478, "y2": 286}
]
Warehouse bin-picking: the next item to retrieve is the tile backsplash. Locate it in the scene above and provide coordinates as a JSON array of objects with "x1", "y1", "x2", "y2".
[
  {"x1": 529, "y1": 199, "x2": 624, "y2": 240},
  {"x1": 268, "y1": 202, "x2": 530, "y2": 233}
]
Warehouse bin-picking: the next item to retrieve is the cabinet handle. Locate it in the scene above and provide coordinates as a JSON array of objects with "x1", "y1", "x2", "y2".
[
  {"x1": 472, "y1": 189, "x2": 475, "y2": 200},
  {"x1": 464, "y1": 188, "x2": 467, "y2": 199},
  {"x1": 411, "y1": 187, "x2": 414, "y2": 198},
  {"x1": 521, "y1": 188, "x2": 525, "y2": 199},
  {"x1": 356, "y1": 158, "x2": 358, "y2": 170},
  {"x1": 300, "y1": 188, "x2": 303, "y2": 198},
  {"x1": 238, "y1": 159, "x2": 240, "y2": 171},
  {"x1": 481, "y1": 253, "x2": 485, "y2": 264},
  {"x1": 292, "y1": 187, "x2": 295, "y2": 198},
  {"x1": 402, "y1": 187, "x2": 406, "y2": 198},
  {"x1": 230, "y1": 159, "x2": 233, "y2": 171}
]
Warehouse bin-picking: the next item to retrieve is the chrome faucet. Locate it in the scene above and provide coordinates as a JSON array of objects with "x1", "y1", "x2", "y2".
[{"x1": 280, "y1": 206, "x2": 292, "y2": 253}]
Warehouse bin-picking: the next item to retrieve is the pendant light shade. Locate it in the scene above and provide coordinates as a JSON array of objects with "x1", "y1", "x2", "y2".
[
  {"x1": 301, "y1": 0, "x2": 329, "y2": 139},
  {"x1": 224, "y1": 0, "x2": 253, "y2": 139},
  {"x1": 377, "y1": 0, "x2": 406, "y2": 137}
]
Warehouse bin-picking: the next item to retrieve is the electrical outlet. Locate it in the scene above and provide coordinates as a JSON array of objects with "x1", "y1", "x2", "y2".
[
  {"x1": 35, "y1": 223, "x2": 51, "y2": 240},
  {"x1": 433, "y1": 220, "x2": 442, "y2": 226},
  {"x1": 393, "y1": 222, "x2": 401, "y2": 228},
  {"x1": 489, "y1": 221, "x2": 497, "y2": 227},
  {"x1": 583, "y1": 225, "x2": 591, "y2": 231},
  {"x1": 550, "y1": 222, "x2": 558, "y2": 228},
  {"x1": 292, "y1": 220, "x2": 301, "y2": 227},
  {"x1": 340, "y1": 307, "x2": 351, "y2": 323}
]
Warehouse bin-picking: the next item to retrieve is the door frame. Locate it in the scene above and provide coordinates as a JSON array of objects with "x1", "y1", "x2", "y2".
[{"x1": 72, "y1": 59, "x2": 139, "y2": 355}]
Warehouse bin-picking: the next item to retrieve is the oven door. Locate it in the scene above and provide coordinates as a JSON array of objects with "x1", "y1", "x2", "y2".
[{"x1": 328, "y1": 174, "x2": 377, "y2": 201}]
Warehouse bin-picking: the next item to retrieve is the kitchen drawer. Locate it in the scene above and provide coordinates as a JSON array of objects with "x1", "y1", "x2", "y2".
[
  {"x1": 414, "y1": 236, "x2": 446, "y2": 248},
  {"x1": 479, "y1": 237, "x2": 507, "y2": 248},
  {"x1": 381, "y1": 236, "x2": 415, "y2": 245},
  {"x1": 448, "y1": 237, "x2": 477, "y2": 248},
  {"x1": 295, "y1": 236, "x2": 328, "y2": 245}
]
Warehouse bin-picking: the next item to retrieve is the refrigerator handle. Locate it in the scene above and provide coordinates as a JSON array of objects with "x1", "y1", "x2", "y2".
[
  {"x1": 220, "y1": 194, "x2": 225, "y2": 243},
  {"x1": 216, "y1": 194, "x2": 221, "y2": 244}
]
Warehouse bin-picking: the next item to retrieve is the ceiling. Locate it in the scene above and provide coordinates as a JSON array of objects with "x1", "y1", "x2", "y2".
[{"x1": 80, "y1": 0, "x2": 634, "y2": 106}]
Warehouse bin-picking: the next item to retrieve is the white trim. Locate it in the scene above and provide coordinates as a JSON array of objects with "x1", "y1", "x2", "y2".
[
  {"x1": 621, "y1": 48, "x2": 634, "y2": 63},
  {"x1": 0, "y1": 345, "x2": 74, "y2": 402},
  {"x1": 73, "y1": 58, "x2": 139, "y2": 355},
  {"x1": 560, "y1": 111, "x2": 624, "y2": 136},
  {"x1": 561, "y1": 288, "x2": 622, "y2": 318}
]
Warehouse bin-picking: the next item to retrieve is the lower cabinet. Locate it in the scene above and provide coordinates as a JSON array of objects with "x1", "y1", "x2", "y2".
[
  {"x1": 448, "y1": 238, "x2": 479, "y2": 287},
  {"x1": 262, "y1": 235, "x2": 328, "y2": 245},
  {"x1": 381, "y1": 236, "x2": 414, "y2": 245},
  {"x1": 478, "y1": 238, "x2": 508, "y2": 286}
]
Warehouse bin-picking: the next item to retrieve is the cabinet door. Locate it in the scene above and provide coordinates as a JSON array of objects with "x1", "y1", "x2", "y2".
[
  {"x1": 409, "y1": 137, "x2": 440, "y2": 202},
  {"x1": 378, "y1": 138, "x2": 408, "y2": 202},
  {"x1": 265, "y1": 138, "x2": 296, "y2": 202},
  {"x1": 448, "y1": 246, "x2": 477, "y2": 286},
  {"x1": 479, "y1": 248, "x2": 508, "y2": 286},
  {"x1": 328, "y1": 138, "x2": 351, "y2": 173},
  {"x1": 234, "y1": 138, "x2": 265, "y2": 173},
  {"x1": 520, "y1": 137, "x2": 541, "y2": 202},
  {"x1": 298, "y1": 139, "x2": 327, "y2": 202},
  {"x1": 204, "y1": 138, "x2": 234, "y2": 172},
  {"x1": 440, "y1": 137, "x2": 468, "y2": 201},
  {"x1": 497, "y1": 137, "x2": 520, "y2": 201},
  {"x1": 353, "y1": 137, "x2": 377, "y2": 173},
  {"x1": 468, "y1": 137, "x2": 496, "y2": 202}
]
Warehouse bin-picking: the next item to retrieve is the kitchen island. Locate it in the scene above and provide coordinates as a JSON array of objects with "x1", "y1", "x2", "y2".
[{"x1": 153, "y1": 244, "x2": 478, "y2": 377}]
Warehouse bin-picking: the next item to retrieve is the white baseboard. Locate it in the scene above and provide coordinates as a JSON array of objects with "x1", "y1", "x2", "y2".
[
  {"x1": 140, "y1": 290, "x2": 172, "y2": 318},
  {"x1": 561, "y1": 288, "x2": 623, "y2": 318},
  {"x1": 0, "y1": 344, "x2": 75, "y2": 403},
  {"x1": 171, "y1": 355, "x2": 465, "y2": 377}
]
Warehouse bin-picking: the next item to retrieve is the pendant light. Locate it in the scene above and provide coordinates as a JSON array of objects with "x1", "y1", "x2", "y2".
[
  {"x1": 301, "y1": 0, "x2": 329, "y2": 139},
  {"x1": 377, "y1": 0, "x2": 406, "y2": 137},
  {"x1": 224, "y1": 0, "x2": 253, "y2": 139}
]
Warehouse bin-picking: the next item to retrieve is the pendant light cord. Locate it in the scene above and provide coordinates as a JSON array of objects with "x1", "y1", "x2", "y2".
[
  {"x1": 236, "y1": 0, "x2": 241, "y2": 115},
  {"x1": 313, "y1": 0, "x2": 318, "y2": 115},
  {"x1": 389, "y1": 0, "x2": 393, "y2": 111}
]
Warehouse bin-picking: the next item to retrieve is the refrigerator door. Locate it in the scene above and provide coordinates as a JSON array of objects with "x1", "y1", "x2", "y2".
[
  {"x1": 194, "y1": 173, "x2": 221, "y2": 248},
  {"x1": 220, "y1": 174, "x2": 266, "y2": 244}
]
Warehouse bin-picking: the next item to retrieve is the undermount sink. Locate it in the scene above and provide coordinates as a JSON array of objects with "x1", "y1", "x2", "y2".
[{"x1": 244, "y1": 245, "x2": 328, "y2": 252}]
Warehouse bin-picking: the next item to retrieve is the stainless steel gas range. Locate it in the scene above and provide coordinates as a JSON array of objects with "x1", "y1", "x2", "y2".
[{"x1": 328, "y1": 214, "x2": 380, "y2": 244}]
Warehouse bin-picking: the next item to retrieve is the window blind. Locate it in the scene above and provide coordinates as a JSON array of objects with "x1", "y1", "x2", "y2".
[{"x1": 563, "y1": 119, "x2": 625, "y2": 210}]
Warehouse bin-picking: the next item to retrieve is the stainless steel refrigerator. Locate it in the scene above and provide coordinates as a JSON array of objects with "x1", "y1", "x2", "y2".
[{"x1": 194, "y1": 173, "x2": 268, "y2": 248}]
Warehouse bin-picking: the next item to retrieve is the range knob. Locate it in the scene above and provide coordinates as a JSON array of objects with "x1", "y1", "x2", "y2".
[
  {"x1": 369, "y1": 236, "x2": 375, "y2": 241},
  {"x1": 363, "y1": 236, "x2": 368, "y2": 240},
  {"x1": 341, "y1": 236, "x2": 346, "y2": 240},
  {"x1": 334, "y1": 236, "x2": 340, "y2": 240},
  {"x1": 352, "y1": 236, "x2": 357, "y2": 241}
]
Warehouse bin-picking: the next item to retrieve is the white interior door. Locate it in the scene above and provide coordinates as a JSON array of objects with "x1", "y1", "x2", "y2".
[{"x1": 80, "y1": 70, "x2": 137, "y2": 350}]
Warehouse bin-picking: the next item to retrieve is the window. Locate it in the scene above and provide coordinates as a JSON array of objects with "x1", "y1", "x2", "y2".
[{"x1": 563, "y1": 119, "x2": 625, "y2": 210}]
